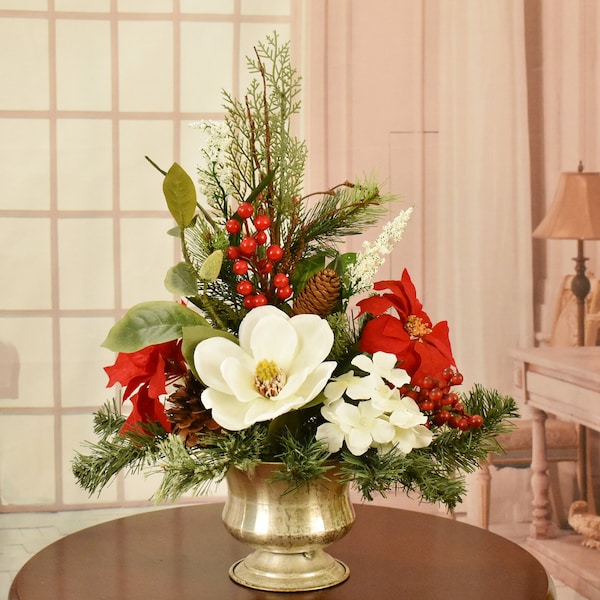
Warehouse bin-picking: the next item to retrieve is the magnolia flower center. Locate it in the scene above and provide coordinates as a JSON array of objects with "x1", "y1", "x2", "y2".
[
  {"x1": 254, "y1": 359, "x2": 287, "y2": 398},
  {"x1": 404, "y1": 315, "x2": 432, "y2": 340}
]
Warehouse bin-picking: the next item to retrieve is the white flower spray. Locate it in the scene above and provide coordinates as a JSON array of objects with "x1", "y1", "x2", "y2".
[
  {"x1": 191, "y1": 120, "x2": 235, "y2": 209},
  {"x1": 347, "y1": 206, "x2": 413, "y2": 294}
]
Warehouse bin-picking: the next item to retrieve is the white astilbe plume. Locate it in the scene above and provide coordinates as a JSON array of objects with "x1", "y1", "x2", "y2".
[
  {"x1": 348, "y1": 207, "x2": 413, "y2": 293},
  {"x1": 191, "y1": 120, "x2": 235, "y2": 208}
]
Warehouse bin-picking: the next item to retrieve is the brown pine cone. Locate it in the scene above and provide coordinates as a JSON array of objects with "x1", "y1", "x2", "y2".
[
  {"x1": 166, "y1": 372, "x2": 221, "y2": 448},
  {"x1": 292, "y1": 268, "x2": 341, "y2": 317}
]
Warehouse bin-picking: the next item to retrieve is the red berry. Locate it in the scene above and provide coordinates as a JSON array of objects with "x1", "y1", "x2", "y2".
[
  {"x1": 433, "y1": 410, "x2": 451, "y2": 426},
  {"x1": 236, "y1": 280, "x2": 254, "y2": 296},
  {"x1": 457, "y1": 417, "x2": 470, "y2": 431},
  {"x1": 448, "y1": 416, "x2": 460, "y2": 429},
  {"x1": 243, "y1": 296, "x2": 255, "y2": 309},
  {"x1": 239, "y1": 236, "x2": 257, "y2": 256},
  {"x1": 446, "y1": 392, "x2": 459, "y2": 406},
  {"x1": 273, "y1": 273, "x2": 289, "y2": 288},
  {"x1": 442, "y1": 367, "x2": 455, "y2": 381},
  {"x1": 237, "y1": 202, "x2": 254, "y2": 219},
  {"x1": 226, "y1": 246, "x2": 241, "y2": 260},
  {"x1": 233, "y1": 260, "x2": 249, "y2": 275},
  {"x1": 266, "y1": 244, "x2": 283, "y2": 261},
  {"x1": 257, "y1": 259, "x2": 273, "y2": 274},
  {"x1": 420, "y1": 400, "x2": 434, "y2": 412},
  {"x1": 453, "y1": 401, "x2": 465, "y2": 415},
  {"x1": 469, "y1": 414, "x2": 484, "y2": 428},
  {"x1": 253, "y1": 294, "x2": 268, "y2": 306},
  {"x1": 429, "y1": 388, "x2": 443, "y2": 402},
  {"x1": 225, "y1": 219, "x2": 241, "y2": 234},
  {"x1": 276, "y1": 285, "x2": 293, "y2": 300},
  {"x1": 422, "y1": 376, "x2": 435, "y2": 390},
  {"x1": 255, "y1": 231, "x2": 268, "y2": 245},
  {"x1": 254, "y1": 214, "x2": 271, "y2": 230},
  {"x1": 451, "y1": 372, "x2": 464, "y2": 385}
]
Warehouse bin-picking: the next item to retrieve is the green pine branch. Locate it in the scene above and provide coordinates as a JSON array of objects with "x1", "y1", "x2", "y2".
[
  {"x1": 72, "y1": 400, "x2": 169, "y2": 496},
  {"x1": 153, "y1": 425, "x2": 268, "y2": 503}
]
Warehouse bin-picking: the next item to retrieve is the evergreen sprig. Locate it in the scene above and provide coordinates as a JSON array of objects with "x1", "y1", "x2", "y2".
[
  {"x1": 153, "y1": 425, "x2": 268, "y2": 502},
  {"x1": 337, "y1": 386, "x2": 518, "y2": 509},
  {"x1": 270, "y1": 430, "x2": 333, "y2": 492},
  {"x1": 285, "y1": 179, "x2": 395, "y2": 271},
  {"x1": 72, "y1": 400, "x2": 168, "y2": 496}
]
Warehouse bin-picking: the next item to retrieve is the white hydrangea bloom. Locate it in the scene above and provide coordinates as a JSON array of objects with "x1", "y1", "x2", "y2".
[
  {"x1": 316, "y1": 351, "x2": 432, "y2": 457},
  {"x1": 381, "y1": 396, "x2": 433, "y2": 454},
  {"x1": 348, "y1": 207, "x2": 413, "y2": 293},
  {"x1": 316, "y1": 399, "x2": 396, "y2": 456},
  {"x1": 348, "y1": 352, "x2": 410, "y2": 398}
]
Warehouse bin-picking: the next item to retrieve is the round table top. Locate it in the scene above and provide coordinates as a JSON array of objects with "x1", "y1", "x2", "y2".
[{"x1": 10, "y1": 503, "x2": 553, "y2": 600}]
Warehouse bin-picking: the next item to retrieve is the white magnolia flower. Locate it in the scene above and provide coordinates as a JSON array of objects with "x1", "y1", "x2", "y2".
[
  {"x1": 348, "y1": 207, "x2": 413, "y2": 293},
  {"x1": 316, "y1": 399, "x2": 395, "y2": 456},
  {"x1": 194, "y1": 305, "x2": 336, "y2": 431}
]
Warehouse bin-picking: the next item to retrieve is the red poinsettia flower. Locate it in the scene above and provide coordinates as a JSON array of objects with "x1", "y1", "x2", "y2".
[
  {"x1": 356, "y1": 269, "x2": 455, "y2": 384},
  {"x1": 104, "y1": 340, "x2": 188, "y2": 434}
]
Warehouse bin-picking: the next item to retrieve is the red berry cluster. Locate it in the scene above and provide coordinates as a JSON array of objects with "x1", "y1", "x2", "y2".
[
  {"x1": 402, "y1": 367, "x2": 483, "y2": 431},
  {"x1": 225, "y1": 201, "x2": 292, "y2": 309}
]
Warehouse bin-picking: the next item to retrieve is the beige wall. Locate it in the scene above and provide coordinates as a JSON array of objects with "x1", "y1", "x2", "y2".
[{"x1": 0, "y1": 0, "x2": 300, "y2": 511}]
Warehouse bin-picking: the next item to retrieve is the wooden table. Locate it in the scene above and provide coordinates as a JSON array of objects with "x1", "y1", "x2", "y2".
[
  {"x1": 512, "y1": 346, "x2": 600, "y2": 599},
  {"x1": 512, "y1": 346, "x2": 600, "y2": 536},
  {"x1": 9, "y1": 503, "x2": 554, "y2": 600}
]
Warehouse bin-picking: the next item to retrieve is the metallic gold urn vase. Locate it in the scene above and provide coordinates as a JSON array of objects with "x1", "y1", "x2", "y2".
[{"x1": 222, "y1": 462, "x2": 355, "y2": 592}]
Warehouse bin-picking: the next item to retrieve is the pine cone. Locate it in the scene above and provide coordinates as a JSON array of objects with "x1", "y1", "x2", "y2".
[
  {"x1": 292, "y1": 268, "x2": 341, "y2": 317},
  {"x1": 166, "y1": 372, "x2": 220, "y2": 448}
]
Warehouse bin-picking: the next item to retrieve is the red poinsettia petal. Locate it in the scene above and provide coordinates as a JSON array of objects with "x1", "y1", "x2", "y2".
[
  {"x1": 120, "y1": 387, "x2": 172, "y2": 435},
  {"x1": 356, "y1": 294, "x2": 396, "y2": 317},
  {"x1": 407, "y1": 322, "x2": 456, "y2": 384},
  {"x1": 425, "y1": 321, "x2": 454, "y2": 360},
  {"x1": 359, "y1": 314, "x2": 418, "y2": 373},
  {"x1": 147, "y1": 353, "x2": 168, "y2": 399},
  {"x1": 104, "y1": 351, "x2": 151, "y2": 388}
]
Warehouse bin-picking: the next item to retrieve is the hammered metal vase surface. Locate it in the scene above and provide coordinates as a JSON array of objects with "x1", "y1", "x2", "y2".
[{"x1": 222, "y1": 462, "x2": 355, "y2": 592}]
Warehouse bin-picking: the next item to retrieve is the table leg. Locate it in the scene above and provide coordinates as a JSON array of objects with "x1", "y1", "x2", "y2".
[{"x1": 530, "y1": 407, "x2": 557, "y2": 539}]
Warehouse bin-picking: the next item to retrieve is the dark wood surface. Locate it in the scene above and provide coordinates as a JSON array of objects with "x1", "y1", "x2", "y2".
[{"x1": 9, "y1": 503, "x2": 552, "y2": 599}]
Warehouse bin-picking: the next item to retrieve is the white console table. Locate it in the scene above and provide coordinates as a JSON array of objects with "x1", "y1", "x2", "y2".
[{"x1": 512, "y1": 346, "x2": 600, "y2": 599}]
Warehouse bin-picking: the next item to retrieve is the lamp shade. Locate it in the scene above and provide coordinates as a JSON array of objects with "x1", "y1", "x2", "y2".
[{"x1": 533, "y1": 171, "x2": 600, "y2": 240}]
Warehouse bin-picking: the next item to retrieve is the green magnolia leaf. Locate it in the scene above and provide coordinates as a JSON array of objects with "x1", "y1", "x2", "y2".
[
  {"x1": 181, "y1": 325, "x2": 238, "y2": 380},
  {"x1": 102, "y1": 301, "x2": 209, "y2": 353},
  {"x1": 198, "y1": 250, "x2": 223, "y2": 282},
  {"x1": 164, "y1": 262, "x2": 198, "y2": 297},
  {"x1": 328, "y1": 252, "x2": 356, "y2": 275},
  {"x1": 290, "y1": 253, "x2": 327, "y2": 292},
  {"x1": 163, "y1": 163, "x2": 197, "y2": 228}
]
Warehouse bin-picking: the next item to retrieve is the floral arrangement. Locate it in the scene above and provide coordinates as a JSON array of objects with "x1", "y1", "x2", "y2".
[{"x1": 73, "y1": 33, "x2": 516, "y2": 510}]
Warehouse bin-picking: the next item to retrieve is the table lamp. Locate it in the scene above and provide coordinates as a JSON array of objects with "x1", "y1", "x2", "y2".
[{"x1": 533, "y1": 162, "x2": 600, "y2": 346}]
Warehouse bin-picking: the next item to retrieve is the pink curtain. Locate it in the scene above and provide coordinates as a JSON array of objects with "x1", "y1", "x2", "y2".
[{"x1": 430, "y1": 0, "x2": 534, "y2": 392}]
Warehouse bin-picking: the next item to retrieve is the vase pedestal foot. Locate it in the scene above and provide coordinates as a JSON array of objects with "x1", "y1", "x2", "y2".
[{"x1": 229, "y1": 548, "x2": 350, "y2": 592}]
